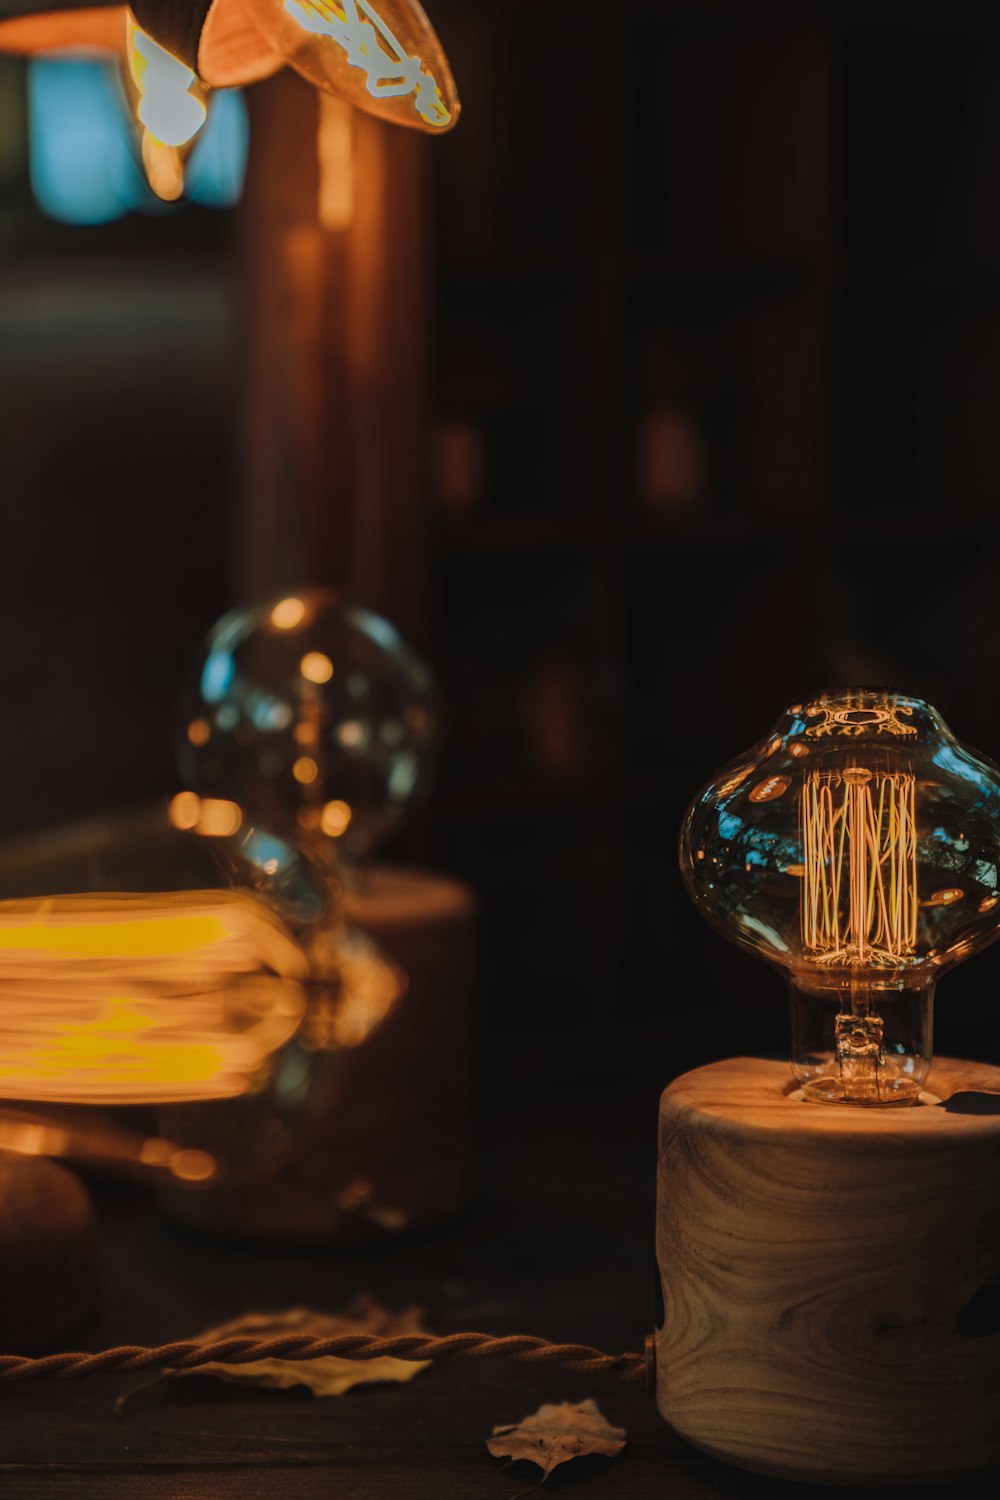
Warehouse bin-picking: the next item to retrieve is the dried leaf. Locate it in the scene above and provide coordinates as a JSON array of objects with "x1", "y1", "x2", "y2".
[
  {"x1": 172, "y1": 1297, "x2": 432, "y2": 1397},
  {"x1": 487, "y1": 1399, "x2": 626, "y2": 1482}
]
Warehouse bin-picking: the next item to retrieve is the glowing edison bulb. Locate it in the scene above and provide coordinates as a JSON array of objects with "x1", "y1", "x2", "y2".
[
  {"x1": 681, "y1": 690, "x2": 1000, "y2": 1106},
  {"x1": 124, "y1": 14, "x2": 208, "y2": 201},
  {"x1": 243, "y1": 0, "x2": 459, "y2": 132}
]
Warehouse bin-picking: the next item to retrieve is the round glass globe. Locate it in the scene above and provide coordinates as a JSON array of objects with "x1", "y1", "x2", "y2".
[{"x1": 176, "y1": 589, "x2": 441, "y2": 868}]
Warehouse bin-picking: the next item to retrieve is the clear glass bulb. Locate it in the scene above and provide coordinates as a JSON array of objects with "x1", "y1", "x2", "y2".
[
  {"x1": 681, "y1": 689, "x2": 1000, "y2": 1106},
  {"x1": 176, "y1": 589, "x2": 442, "y2": 875}
]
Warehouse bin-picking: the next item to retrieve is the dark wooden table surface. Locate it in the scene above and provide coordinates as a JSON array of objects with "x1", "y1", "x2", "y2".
[{"x1": 2, "y1": 1073, "x2": 998, "y2": 1499}]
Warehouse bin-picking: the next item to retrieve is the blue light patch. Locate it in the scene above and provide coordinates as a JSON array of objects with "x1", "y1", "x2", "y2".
[
  {"x1": 28, "y1": 56, "x2": 147, "y2": 225},
  {"x1": 186, "y1": 89, "x2": 249, "y2": 208},
  {"x1": 388, "y1": 752, "x2": 418, "y2": 800},
  {"x1": 347, "y1": 606, "x2": 401, "y2": 653},
  {"x1": 932, "y1": 741, "x2": 983, "y2": 787},
  {"x1": 740, "y1": 915, "x2": 789, "y2": 953},
  {"x1": 241, "y1": 830, "x2": 290, "y2": 873},
  {"x1": 28, "y1": 59, "x2": 248, "y2": 225},
  {"x1": 201, "y1": 649, "x2": 234, "y2": 704}
]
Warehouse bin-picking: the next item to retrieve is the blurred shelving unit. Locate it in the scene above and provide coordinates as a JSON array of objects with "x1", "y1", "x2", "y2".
[
  {"x1": 0, "y1": 49, "x2": 240, "y2": 833},
  {"x1": 422, "y1": 0, "x2": 1000, "y2": 1057}
]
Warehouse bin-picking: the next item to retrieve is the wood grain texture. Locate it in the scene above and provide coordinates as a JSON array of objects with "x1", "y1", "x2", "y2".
[
  {"x1": 656, "y1": 1056, "x2": 1000, "y2": 1485},
  {"x1": 0, "y1": 1074, "x2": 996, "y2": 1499}
]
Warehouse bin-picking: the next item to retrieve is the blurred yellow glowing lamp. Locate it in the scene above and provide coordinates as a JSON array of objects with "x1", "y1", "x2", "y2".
[
  {"x1": 0, "y1": 796, "x2": 334, "y2": 1187},
  {"x1": 0, "y1": 0, "x2": 460, "y2": 132}
]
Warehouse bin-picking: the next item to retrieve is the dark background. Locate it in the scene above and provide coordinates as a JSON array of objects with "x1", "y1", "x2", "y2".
[{"x1": 3, "y1": 0, "x2": 1000, "y2": 1090}]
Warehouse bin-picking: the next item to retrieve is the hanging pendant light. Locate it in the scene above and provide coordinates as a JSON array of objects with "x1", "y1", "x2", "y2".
[
  {"x1": 121, "y1": 10, "x2": 208, "y2": 200},
  {"x1": 1, "y1": 6, "x2": 222, "y2": 204},
  {"x1": 0, "y1": 0, "x2": 460, "y2": 132}
]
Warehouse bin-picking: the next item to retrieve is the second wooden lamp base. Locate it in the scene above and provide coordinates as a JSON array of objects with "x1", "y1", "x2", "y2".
[{"x1": 655, "y1": 1056, "x2": 1000, "y2": 1486}]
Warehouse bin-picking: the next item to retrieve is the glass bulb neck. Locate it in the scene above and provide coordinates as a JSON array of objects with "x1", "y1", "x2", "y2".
[{"x1": 788, "y1": 971, "x2": 934, "y2": 1106}]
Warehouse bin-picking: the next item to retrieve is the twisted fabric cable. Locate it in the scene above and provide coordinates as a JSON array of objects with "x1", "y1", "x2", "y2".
[{"x1": 0, "y1": 1332, "x2": 645, "y2": 1383}]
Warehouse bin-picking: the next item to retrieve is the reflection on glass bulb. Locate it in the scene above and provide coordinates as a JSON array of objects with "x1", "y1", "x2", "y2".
[
  {"x1": 124, "y1": 14, "x2": 208, "y2": 200},
  {"x1": 240, "y1": 0, "x2": 459, "y2": 133},
  {"x1": 284, "y1": 0, "x2": 451, "y2": 128},
  {"x1": 681, "y1": 690, "x2": 1000, "y2": 1106},
  {"x1": 177, "y1": 589, "x2": 441, "y2": 867},
  {"x1": 126, "y1": 16, "x2": 207, "y2": 146}
]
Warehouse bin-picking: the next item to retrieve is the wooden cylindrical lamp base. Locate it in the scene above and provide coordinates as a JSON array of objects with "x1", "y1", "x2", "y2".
[{"x1": 656, "y1": 1056, "x2": 1000, "y2": 1486}]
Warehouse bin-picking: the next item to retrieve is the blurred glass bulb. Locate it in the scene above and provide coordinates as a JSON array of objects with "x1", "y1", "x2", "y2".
[
  {"x1": 177, "y1": 589, "x2": 441, "y2": 871},
  {"x1": 681, "y1": 690, "x2": 1000, "y2": 1106}
]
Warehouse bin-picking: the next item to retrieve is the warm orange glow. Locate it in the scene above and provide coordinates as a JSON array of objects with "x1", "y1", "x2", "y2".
[
  {"x1": 801, "y1": 768, "x2": 918, "y2": 965},
  {"x1": 169, "y1": 793, "x2": 243, "y2": 838},
  {"x1": 169, "y1": 791, "x2": 202, "y2": 831},
  {"x1": 318, "y1": 93, "x2": 354, "y2": 229},
  {"x1": 924, "y1": 888, "x2": 964, "y2": 907},
  {"x1": 0, "y1": 1108, "x2": 219, "y2": 1183},
  {"x1": 298, "y1": 806, "x2": 322, "y2": 831},
  {"x1": 197, "y1": 800, "x2": 244, "y2": 838},
  {"x1": 321, "y1": 799, "x2": 352, "y2": 836},
  {"x1": 0, "y1": 9, "x2": 126, "y2": 55},
  {"x1": 306, "y1": 928, "x2": 405, "y2": 1049},
  {"x1": 141, "y1": 134, "x2": 185, "y2": 201},
  {"x1": 0, "y1": 1116, "x2": 70, "y2": 1160},
  {"x1": 294, "y1": 721, "x2": 316, "y2": 746},
  {"x1": 293, "y1": 756, "x2": 319, "y2": 784},
  {"x1": 187, "y1": 717, "x2": 212, "y2": 747},
  {"x1": 337, "y1": 721, "x2": 364, "y2": 747},
  {"x1": 271, "y1": 596, "x2": 307, "y2": 631},
  {"x1": 300, "y1": 650, "x2": 334, "y2": 684},
  {"x1": 750, "y1": 775, "x2": 791, "y2": 804},
  {"x1": 168, "y1": 1148, "x2": 218, "y2": 1182},
  {"x1": 0, "y1": 891, "x2": 308, "y2": 1105},
  {"x1": 273, "y1": 0, "x2": 459, "y2": 132},
  {"x1": 0, "y1": 913, "x2": 226, "y2": 959}
]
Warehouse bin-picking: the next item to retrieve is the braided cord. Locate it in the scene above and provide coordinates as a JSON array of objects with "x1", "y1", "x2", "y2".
[{"x1": 0, "y1": 1332, "x2": 645, "y2": 1383}]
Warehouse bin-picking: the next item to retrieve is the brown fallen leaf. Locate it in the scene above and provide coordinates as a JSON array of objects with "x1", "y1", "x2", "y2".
[
  {"x1": 174, "y1": 1297, "x2": 432, "y2": 1395},
  {"x1": 487, "y1": 1398, "x2": 627, "y2": 1483},
  {"x1": 115, "y1": 1296, "x2": 431, "y2": 1413}
]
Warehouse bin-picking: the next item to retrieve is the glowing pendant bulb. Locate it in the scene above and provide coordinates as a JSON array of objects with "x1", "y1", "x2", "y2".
[
  {"x1": 245, "y1": 0, "x2": 459, "y2": 132},
  {"x1": 681, "y1": 690, "x2": 1000, "y2": 1105},
  {"x1": 124, "y1": 13, "x2": 208, "y2": 200}
]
